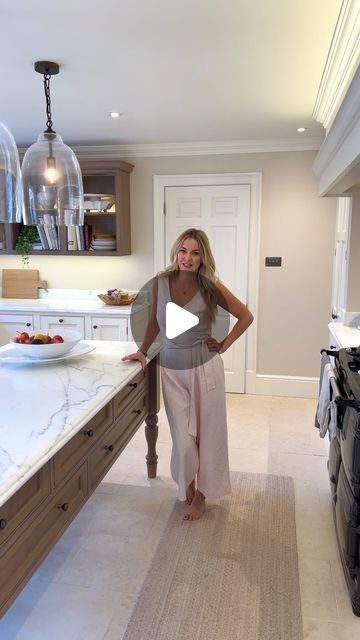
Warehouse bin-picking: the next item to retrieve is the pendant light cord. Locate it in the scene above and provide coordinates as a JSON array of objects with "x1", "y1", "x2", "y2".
[{"x1": 43, "y1": 73, "x2": 55, "y2": 134}]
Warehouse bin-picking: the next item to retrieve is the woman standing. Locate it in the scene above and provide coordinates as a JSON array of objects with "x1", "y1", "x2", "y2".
[{"x1": 122, "y1": 228, "x2": 253, "y2": 521}]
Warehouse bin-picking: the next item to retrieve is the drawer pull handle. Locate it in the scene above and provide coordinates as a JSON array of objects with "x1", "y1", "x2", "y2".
[
  {"x1": 93, "y1": 325, "x2": 98, "y2": 330},
  {"x1": 57, "y1": 502, "x2": 69, "y2": 512},
  {"x1": 105, "y1": 444, "x2": 114, "y2": 452},
  {"x1": 26, "y1": 322, "x2": 31, "y2": 327},
  {"x1": 59, "y1": 318, "x2": 64, "y2": 323},
  {"x1": 0, "y1": 518, "x2": 7, "y2": 530},
  {"x1": 133, "y1": 408, "x2": 142, "y2": 415},
  {"x1": 84, "y1": 429, "x2": 94, "y2": 438},
  {"x1": 129, "y1": 382, "x2": 137, "y2": 388}
]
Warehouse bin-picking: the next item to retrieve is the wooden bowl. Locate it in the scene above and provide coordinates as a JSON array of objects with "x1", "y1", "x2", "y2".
[{"x1": 97, "y1": 294, "x2": 138, "y2": 306}]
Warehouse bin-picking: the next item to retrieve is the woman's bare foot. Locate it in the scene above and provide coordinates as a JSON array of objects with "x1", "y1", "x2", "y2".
[
  {"x1": 186, "y1": 479, "x2": 196, "y2": 505},
  {"x1": 183, "y1": 490, "x2": 205, "y2": 521}
]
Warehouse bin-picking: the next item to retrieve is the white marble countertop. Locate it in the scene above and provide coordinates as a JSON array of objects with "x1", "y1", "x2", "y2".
[
  {"x1": 0, "y1": 298, "x2": 144, "y2": 315},
  {"x1": 0, "y1": 288, "x2": 149, "y2": 315},
  {"x1": 328, "y1": 322, "x2": 360, "y2": 348},
  {"x1": 0, "y1": 340, "x2": 160, "y2": 508}
]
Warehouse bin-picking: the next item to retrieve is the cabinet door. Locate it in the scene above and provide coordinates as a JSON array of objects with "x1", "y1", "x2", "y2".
[
  {"x1": 39, "y1": 315, "x2": 85, "y2": 337},
  {"x1": 0, "y1": 314, "x2": 35, "y2": 347},
  {"x1": 90, "y1": 317, "x2": 128, "y2": 340}
]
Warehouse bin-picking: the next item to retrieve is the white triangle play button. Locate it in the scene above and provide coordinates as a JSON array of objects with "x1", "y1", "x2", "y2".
[{"x1": 166, "y1": 302, "x2": 199, "y2": 339}]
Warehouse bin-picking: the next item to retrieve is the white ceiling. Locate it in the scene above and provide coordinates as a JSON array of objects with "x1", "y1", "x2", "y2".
[{"x1": 1, "y1": 0, "x2": 342, "y2": 147}]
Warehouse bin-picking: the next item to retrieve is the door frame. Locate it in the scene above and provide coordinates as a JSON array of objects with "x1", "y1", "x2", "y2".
[{"x1": 153, "y1": 172, "x2": 262, "y2": 394}]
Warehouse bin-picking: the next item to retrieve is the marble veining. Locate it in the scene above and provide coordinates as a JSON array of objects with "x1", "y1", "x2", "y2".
[{"x1": 0, "y1": 340, "x2": 160, "y2": 507}]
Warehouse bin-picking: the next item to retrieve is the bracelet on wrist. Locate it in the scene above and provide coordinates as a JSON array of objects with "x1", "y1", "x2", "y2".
[{"x1": 138, "y1": 348, "x2": 147, "y2": 357}]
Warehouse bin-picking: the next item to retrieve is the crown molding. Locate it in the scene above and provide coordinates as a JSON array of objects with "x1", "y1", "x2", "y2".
[
  {"x1": 18, "y1": 137, "x2": 323, "y2": 159},
  {"x1": 313, "y1": 65, "x2": 360, "y2": 195},
  {"x1": 313, "y1": 0, "x2": 360, "y2": 132}
]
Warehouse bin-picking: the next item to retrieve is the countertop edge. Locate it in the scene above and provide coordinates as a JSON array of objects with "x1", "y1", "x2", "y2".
[
  {"x1": 0, "y1": 299, "x2": 148, "y2": 316},
  {"x1": 328, "y1": 322, "x2": 360, "y2": 348}
]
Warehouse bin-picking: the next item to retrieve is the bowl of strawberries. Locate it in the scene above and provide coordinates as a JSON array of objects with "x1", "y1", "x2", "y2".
[{"x1": 10, "y1": 329, "x2": 82, "y2": 359}]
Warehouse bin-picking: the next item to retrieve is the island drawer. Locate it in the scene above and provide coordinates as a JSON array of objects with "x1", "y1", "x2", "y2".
[
  {"x1": 89, "y1": 390, "x2": 148, "y2": 489},
  {"x1": 53, "y1": 401, "x2": 113, "y2": 486},
  {"x1": 0, "y1": 462, "x2": 88, "y2": 618},
  {"x1": 0, "y1": 463, "x2": 51, "y2": 547},
  {"x1": 113, "y1": 369, "x2": 147, "y2": 420}
]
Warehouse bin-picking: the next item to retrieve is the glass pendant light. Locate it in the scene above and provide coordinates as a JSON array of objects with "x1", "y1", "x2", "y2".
[
  {"x1": 22, "y1": 61, "x2": 84, "y2": 226},
  {"x1": 0, "y1": 120, "x2": 23, "y2": 223}
]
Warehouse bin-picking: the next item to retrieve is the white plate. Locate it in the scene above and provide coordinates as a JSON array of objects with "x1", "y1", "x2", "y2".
[
  {"x1": 91, "y1": 247, "x2": 116, "y2": 251},
  {"x1": 0, "y1": 343, "x2": 96, "y2": 364},
  {"x1": 91, "y1": 242, "x2": 116, "y2": 247},
  {"x1": 84, "y1": 193, "x2": 113, "y2": 198}
]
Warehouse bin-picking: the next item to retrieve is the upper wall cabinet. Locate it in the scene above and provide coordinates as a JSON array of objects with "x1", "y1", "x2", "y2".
[{"x1": 0, "y1": 159, "x2": 134, "y2": 257}]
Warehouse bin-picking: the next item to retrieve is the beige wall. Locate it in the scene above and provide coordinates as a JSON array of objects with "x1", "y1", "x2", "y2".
[
  {"x1": 0, "y1": 150, "x2": 336, "y2": 377},
  {"x1": 347, "y1": 195, "x2": 360, "y2": 311}
]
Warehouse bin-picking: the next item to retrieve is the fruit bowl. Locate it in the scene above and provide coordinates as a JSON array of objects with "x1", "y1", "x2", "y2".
[{"x1": 10, "y1": 329, "x2": 82, "y2": 360}]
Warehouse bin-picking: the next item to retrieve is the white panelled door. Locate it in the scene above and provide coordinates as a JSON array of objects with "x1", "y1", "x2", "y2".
[
  {"x1": 164, "y1": 184, "x2": 250, "y2": 393},
  {"x1": 331, "y1": 197, "x2": 352, "y2": 322}
]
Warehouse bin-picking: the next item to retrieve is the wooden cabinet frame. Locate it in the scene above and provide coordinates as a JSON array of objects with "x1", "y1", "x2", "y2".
[
  {"x1": 0, "y1": 159, "x2": 133, "y2": 257},
  {"x1": 0, "y1": 354, "x2": 160, "y2": 618}
]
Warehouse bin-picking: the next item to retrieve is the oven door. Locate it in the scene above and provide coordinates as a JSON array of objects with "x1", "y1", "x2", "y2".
[
  {"x1": 339, "y1": 406, "x2": 360, "y2": 498},
  {"x1": 335, "y1": 463, "x2": 360, "y2": 576}
]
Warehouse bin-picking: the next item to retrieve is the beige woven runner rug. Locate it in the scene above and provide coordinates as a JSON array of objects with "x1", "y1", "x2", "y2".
[{"x1": 123, "y1": 472, "x2": 303, "y2": 640}]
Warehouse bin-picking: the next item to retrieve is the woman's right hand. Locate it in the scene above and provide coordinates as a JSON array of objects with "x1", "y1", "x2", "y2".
[{"x1": 121, "y1": 351, "x2": 147, "y2": 371}]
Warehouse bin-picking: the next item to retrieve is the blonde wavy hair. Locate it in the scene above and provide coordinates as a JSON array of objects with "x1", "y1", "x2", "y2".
[{"x1": 159, "y1": 228, "x2": 219, "y2": 323}]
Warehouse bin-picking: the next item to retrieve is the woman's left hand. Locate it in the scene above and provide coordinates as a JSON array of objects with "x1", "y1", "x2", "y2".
[{"x1": 206, "y1": 337, "x2": 224, "y2": 353}]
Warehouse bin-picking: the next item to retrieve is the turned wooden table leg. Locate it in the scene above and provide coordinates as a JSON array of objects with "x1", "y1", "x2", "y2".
[
  {"x1": 145, "y1": 415, "x2": 158, "y2": 478},
  {"x1": 145, "y1": 353, "x2": 160, "y2": 478}
]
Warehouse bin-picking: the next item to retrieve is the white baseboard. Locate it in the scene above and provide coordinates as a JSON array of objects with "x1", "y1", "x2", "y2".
[{"x1": 254, "y1": 374, "x2": 319, "y2": 399}]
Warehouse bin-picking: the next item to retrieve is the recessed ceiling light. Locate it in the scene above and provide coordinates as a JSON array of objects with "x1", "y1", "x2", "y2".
[
  {"x1": 297, "y1": 127, "x2": 306, "y2": 133},
  {"x1": 109, "y1": 112, "x2": 121, "y2": 119}
]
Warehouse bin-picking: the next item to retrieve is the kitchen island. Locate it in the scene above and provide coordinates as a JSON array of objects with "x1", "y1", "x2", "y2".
[{"x1": 0, "y1": 340, "x2": 160, "y2": 618}]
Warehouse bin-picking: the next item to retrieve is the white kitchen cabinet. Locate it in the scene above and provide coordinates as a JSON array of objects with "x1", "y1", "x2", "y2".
[
  {"x1": 0, "y1": 314, "x2": 35, "y2": 346},
  {"x1": 39, "y1": 315, "x2": 85, "y2": 337},
  {"x1": 89, "y1": 316, "x2": 128, "y2": 341},
  {"x1": 0, "y1": 303, "x2": 145, "y2": 346}
]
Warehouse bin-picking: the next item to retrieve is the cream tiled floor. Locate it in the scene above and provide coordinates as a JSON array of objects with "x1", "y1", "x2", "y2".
[{"x1": 1, "y1": 394, "x2": 360, "y2": 639}]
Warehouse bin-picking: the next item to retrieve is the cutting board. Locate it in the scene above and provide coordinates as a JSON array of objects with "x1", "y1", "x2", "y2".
[{"x1": 2, "y1": 269, "x2": 48, "y2": 299}]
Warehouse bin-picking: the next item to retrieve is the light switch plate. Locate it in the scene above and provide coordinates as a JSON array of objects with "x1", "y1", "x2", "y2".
[{"x1": 265, "y1": 257, "x2": 282, "y2": 267}]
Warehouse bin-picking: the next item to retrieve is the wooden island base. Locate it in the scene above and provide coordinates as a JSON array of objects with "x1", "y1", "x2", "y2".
[{"x1": 0, "y1": 356, "x2": 159, "y2": 618}]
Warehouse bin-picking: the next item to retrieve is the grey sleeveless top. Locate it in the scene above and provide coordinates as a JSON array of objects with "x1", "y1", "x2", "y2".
[
  {"x1": 156, "y1": 275, "x2": 211, "y2": 346},
  {"x1": 156, "y1": 274, "x2": 220, "y2": 435},
  {"x1": 156, "y1": 274, "x2": 217, "y2": 379}
]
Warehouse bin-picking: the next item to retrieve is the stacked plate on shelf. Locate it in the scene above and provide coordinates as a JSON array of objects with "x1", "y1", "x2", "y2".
[
  {"x1": 90, "y1": 234, "x2": 117, "y2": 251},
  {"x1": 84, "y1": 194, "x2": 115, "y2": 212}
]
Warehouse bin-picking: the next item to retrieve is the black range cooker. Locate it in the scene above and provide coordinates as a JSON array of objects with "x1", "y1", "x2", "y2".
[{"x1": 321, "y1": 346, "x2": 360, "y2": 616}]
